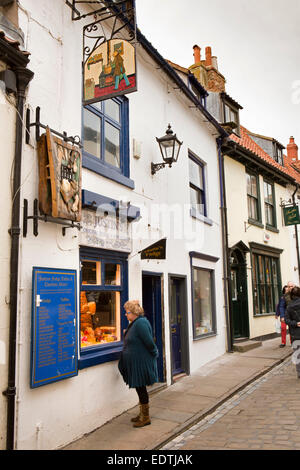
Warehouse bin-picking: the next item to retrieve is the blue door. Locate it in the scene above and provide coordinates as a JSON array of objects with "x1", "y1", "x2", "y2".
[
  {"x1": 170, "y1": 278, "x2": 183, "y2": 375},
  {"x1": 142, "y1": 274, "x2": 164, "y2": 382}
]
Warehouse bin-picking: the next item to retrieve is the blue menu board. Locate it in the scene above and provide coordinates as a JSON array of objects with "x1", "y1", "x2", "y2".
[{"x1": 31, "y1": 267, "x2": 78, "y2": 388}]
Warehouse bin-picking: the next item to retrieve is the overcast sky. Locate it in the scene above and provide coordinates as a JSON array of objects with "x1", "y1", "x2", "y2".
[{"x1": 136, "y1": 0, "x2": 300, "y2": 152}]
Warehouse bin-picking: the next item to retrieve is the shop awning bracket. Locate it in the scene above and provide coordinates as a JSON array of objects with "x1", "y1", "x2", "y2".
[{"x1": 23, "y1": 199, "x2": 82, "y2": 238}]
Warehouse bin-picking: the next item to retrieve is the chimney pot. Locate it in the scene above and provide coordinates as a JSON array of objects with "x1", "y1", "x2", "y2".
[
  {"x1": 205, "y1": 47, "x2": 212, "y2": 66},
  {"x1": 193, "y1": 44, "x2": 201, "y2": 63}
]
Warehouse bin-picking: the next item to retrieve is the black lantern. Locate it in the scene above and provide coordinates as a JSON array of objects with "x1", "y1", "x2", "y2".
[{"x1": 151, "y1": 124, "x2": 183, "y2": 175}]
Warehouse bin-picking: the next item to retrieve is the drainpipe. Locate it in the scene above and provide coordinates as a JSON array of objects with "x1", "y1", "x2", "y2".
[
  {"x1": 4, "y1": 66, "x2": 34, "y2": 450},
  {"x1": 217, "y1": 136, "x2": 233, "y2": 352},
  {"x1": 292, "y1": 184, "x2": 300, "y2": 284}
]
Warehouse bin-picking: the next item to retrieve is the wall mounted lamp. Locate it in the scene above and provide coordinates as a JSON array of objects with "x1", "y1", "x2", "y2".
[{"x1": 151, "y1": 124, "x2": 183, "y2": 175}]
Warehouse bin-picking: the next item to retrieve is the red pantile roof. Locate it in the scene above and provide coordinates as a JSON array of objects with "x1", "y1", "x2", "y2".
[{"x1": 230, "y1": 125, "x2": 300, "y2": 183}]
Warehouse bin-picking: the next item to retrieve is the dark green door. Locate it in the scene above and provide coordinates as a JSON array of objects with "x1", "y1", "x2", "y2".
[{"x1": 231, "y1": 264, "x2": 249, "y2": 338}]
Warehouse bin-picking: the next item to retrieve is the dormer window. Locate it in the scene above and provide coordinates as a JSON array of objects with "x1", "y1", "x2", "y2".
[
  {"x1": 273, "y1": 142, "x2": 284, "y2": 166},
  {"x1": 221, "y1": 92, "x2": 242, "y2": 136},
  {"x1": 188, "y1": 73, "x2": 208, "y2": 108}
]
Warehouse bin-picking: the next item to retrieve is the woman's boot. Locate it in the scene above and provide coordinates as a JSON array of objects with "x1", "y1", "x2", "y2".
[
  {"x1": 133, "y1": 403, "x2": 151, "y2": 427},
  {"x1": 131, "y1": 403, "x2": 142, "y2": 423}
]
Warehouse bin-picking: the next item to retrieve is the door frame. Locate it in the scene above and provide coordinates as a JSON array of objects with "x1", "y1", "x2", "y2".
[
  {"x1": 168, "y1": 274, "x2": 190, "y2": 382},
  {"x1": 229, "y1": 246, "x2": 250, "y2": 339},
  {"x1": 142, "y1": 271, "x2": 165, "y2": 382}
]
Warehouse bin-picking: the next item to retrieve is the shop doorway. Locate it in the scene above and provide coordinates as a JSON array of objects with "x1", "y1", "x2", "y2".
[
  {"x1": 230, "y1": 246, "x2": 250, "y2": 339},
  {"x1": 169, "y1": 275, "x2": 189, "y2": 379},
  {"x1": 142, "y1": 272, "x2": 164, "y2": 382}
]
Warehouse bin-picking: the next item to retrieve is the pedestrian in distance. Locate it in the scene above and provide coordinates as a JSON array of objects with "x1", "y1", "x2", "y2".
[
  {"x1": 284, "y1": 286, "x2": 300, "y2": 378},
  {"x1": 118, "y1": 300, "x2": 158, "y2": 427},
  {"x1": 275, "y1": 285, "x2": 291, "y2": 348}
]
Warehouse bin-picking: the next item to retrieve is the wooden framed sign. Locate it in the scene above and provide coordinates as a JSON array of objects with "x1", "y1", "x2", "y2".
[
  {"x1": 37, "y1": 128, "x2": 82, "y2": 221},
  {"x1": 83, "y1": 38, "x2": 137, "y2": 104}
]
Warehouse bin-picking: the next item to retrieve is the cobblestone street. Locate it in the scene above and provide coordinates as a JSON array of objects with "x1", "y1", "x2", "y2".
[{"x1": 162, "y1": 357, "x2": 300, "y2": 450}]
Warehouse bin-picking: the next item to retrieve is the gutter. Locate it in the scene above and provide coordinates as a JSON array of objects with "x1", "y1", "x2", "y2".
[
  {"x1": 217, "y1": 136, "x2": 233, "y2": 353},
  {"x1": 0, "y1": 36, "x2": 34, "y2": 449}
]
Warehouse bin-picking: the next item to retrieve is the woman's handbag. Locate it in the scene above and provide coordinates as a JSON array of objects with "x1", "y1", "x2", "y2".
[{"x1": 275, "y1": 317, "x2": 281, "y2": 334}]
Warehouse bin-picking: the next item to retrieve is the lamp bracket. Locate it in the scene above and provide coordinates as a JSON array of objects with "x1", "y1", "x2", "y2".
[{"x1": 151, "y1": 162, "x2": 168, "y2": 175}]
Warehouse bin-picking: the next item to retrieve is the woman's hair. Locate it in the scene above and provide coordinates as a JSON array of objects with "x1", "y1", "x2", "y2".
[
  {"x1": 282, "y1": 285, "x2": 288, "y2": 295},
  {"x1": 124, "y1": 300, "x2": 144, "y2": 316},
  {"x1": 290, "y1": 286, "x2": 300, "y2": 300}
]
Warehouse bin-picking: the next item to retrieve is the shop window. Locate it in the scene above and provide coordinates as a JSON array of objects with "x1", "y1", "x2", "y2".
[
  {"x1": 252, "y1": 253, "x2": 280, "y2": 315},
  {"x1": 192, "y1": 267, "x2": 216, "y2": 338},
  {"x1": 79, "y1": 248, "x2": 128, "y2": 369},
  {"x1": 82, "y1": 97, "x2": 134, "y2": 189}
]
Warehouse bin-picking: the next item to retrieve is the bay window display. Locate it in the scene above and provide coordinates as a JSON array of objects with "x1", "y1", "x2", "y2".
[
  {"x1": 80, "y1": 252, "x2": 125, "y2": 349},
  {"x1": 192, "y1": 267, "x2": 216, "y2": 338}
]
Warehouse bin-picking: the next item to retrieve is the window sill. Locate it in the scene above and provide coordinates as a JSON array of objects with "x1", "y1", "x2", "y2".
[
  {"x1": 193, "y1": 332, "x2": 217, "y2": 341},
  {"x1": 78, "y1": 343, "x2": 123, "y2": 369},
  {"x1": 265, "y1": 224, "x2": 279, "y2": 233},
  {"x1": 253, "y1": 312, "x2": 275, "y2": 318},
  {"x1": 190, "y1": 208, "x2": 213, "y2": 226},
  {"x1": 248, "y1": 218, "x2": 264, "y2": 228},
  {"x1": 83, "y1": 153, "x2": 135, "y2": 189}
]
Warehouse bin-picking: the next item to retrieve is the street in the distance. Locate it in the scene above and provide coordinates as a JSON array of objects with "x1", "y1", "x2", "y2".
[{"x1": 163, "y1": 357, "x2": 300, "y2": 450}]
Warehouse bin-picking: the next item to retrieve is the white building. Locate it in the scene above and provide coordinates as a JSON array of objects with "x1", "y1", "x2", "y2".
[{"x1": 0, "y1": 0, "x2": 230, "y2": 450}]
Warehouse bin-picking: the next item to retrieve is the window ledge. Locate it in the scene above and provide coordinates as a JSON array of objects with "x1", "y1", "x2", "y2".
[
  {"x1": 190, "y1": 208, "x2": 213, "y2": 226},
  {"x1": 193, "y1": 332, "x2": 217, "y2": 341},
  {"x1": 265, "y1": 224, "x2": 279, "y2": 233},
  {"x1": 253, "y1": 312, "x2": 275, "y2": 318},
  {"x1": 83, "y1": 153, "x2": 135, "y2": 189},
  {"x1": 248, "y1": 218, "x2": 264, "y2": 228},
  {"x1": 79, "y1": 344, "x2": 123, "y2": 369}
]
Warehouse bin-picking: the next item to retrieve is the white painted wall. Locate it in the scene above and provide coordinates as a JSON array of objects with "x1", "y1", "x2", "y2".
[
  {"x1": 224, "y1": 156, "x2": 296, "y2": 338},
  {"x1": 0, "y1": 64, "x2": 17, "y2": 450},
  {"x1": 12, "y1": 0, "x2": 227, "y2": 449}
]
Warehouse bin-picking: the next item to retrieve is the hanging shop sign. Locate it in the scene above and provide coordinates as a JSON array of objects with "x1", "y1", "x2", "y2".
[
  {"x1": 31, "y1": 267, "x2": 78, "y2": 388},
  {"x1": 283, "y1": 205, "x2": 300, "y2": 226},
  {"x1": 37, "y1": 127, "x2": 82, "y2": 221},
  {"x1": 83, "y1": 38, "x2": 137, "y2": 104},
  {"x1": 140, "y1": 238, "x2": 167, "y2": 260}
]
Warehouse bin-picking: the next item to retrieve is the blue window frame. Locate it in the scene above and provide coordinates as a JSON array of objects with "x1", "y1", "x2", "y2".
[
  {"x1": 189, "y1": 152, "x2": 207, "y2": 217},
  {"x1": 82, "y1": 96, "x2": 134, "y2": 188},
  {"x1": 79, "y1": 247, "x2": 129, "y2": 369}
]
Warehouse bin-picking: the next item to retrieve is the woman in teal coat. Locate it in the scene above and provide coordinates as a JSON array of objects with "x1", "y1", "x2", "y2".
[{"x1": 118, "y1": 300, "x2": 158, "y2": 427}]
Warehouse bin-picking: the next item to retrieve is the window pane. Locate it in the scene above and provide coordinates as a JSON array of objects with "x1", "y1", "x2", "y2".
[
  {"x1": 105, "y1": 264, "x2": 121, "y2": 285},
  {"x1": 83, "y1": 108, "x2": 101, "y2": 158},
  {"x1": 252, "y1": 254, "x2": 260, "y2": 315},
  {"x1": 105, "y1": 99, "x2": 120, "y2": 122},
  {"x1": 189, "y1": 158, "x2": 203, "y2": 189},
  {"x1": 250, "y1": 175, "x2": 257, "y2": 197},
  {"x1": 80, "y1": 291, "x2": 120, "y2": 348},
  {"x1": 105, "y1": 122, "x2": 120, "y2": 168},
  {"x1": 190, "y1": 187, "x2": 205, "y2": 214},
  {"x1": 193, "y1": 268, "x2": 213, "y2": 335},
  {"x1": 248, "y1": 195, "x2": 258, "y2": 220},
  {"x1": 246, "y1": 173, "x2": 251, "y2": 195},
  {"x1": 82, "y1": 260, "x2": 101, "y2": 285}
]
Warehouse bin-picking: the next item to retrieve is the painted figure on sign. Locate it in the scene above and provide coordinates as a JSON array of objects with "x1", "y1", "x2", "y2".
[{"x1": 112, "y1": 49, "x2": 130, "y2": 90}]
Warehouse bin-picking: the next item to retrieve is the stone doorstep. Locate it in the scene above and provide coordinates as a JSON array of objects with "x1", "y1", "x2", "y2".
[{"x1": 233, "y1": 340, "x2": 262, "y2": 353}]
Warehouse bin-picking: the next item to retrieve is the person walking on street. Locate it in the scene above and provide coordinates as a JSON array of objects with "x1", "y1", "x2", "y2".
[
  {"x1": 276, "y1": 286, "x2": 288, "y2": 348},
  {"x1": 118, "y1": 300, "x2": 158, "y2": 427},
  {"x1": 284, "y1": 286, "x2": 300, "y2": 378}
]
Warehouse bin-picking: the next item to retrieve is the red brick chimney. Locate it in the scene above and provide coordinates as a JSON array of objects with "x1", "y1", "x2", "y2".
[
  {"x1": 287, "y1": 136, "x2": 298, "y2": 162},
  {"x1": 189, "y1": 44, "x2": 225, "y2": 93},
  {"x1": 205, "y1": 47, "x2": 212, "y2": 67},
  {"x1": 193, "y1": 45, "x2": 201, "y2": 63}
]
